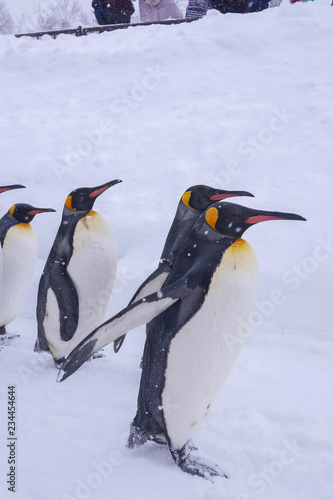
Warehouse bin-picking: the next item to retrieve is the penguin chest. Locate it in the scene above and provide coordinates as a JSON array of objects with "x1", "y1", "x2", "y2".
[
  {"x1": 44, "y1": 211, "x2": 117, "y2": 359},
  {"x1": 162, "y1": 239, "x2": 258, "y2": 450},
  {"x1": 0, "y1": 224, "x2": 37, "y2": 326},
  {"x1": 67, "y1": 212, "x2": 117, "y2": 330}
]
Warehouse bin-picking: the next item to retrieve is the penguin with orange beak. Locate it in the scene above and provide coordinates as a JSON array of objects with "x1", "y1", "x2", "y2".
[
  {"x1": 0, "y1": 203, "x2": 55, "y2": 336},
  {"x1": 114, "y1": 185, "x2": 254, "y2": 352},
  {"x1": 58, "y1": 201, "x2": 306, "y2": 480},
  {"x1": 35, "y1": 180, "x2": 122, "y2": 366},
  {"x1": 0, "y1": 184, "x2": 26, "y2": 290}
]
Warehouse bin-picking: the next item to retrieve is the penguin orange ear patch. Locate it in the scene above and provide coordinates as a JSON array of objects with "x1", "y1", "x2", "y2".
[
  {"x1": 205, "y1": 207, "x2": 219, "y2": 231},
  {"x1": 65, "y1": 196, "x2": 73, "y2": 211},
  {"x1": 182, "y1": 191, "x2": 192, "y2": 209},
  {"x1": 9, "y1": 205, "x2": 16, "y2": 217}
]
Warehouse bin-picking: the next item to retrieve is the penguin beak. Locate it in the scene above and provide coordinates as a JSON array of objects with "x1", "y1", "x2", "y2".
[
  {"x1": 89, "y1": 179, "x2": 122, "y2": 199},
  {"x1": 210, "y1": 190, "x2": 254, "y2": 201},
  {"x1": 27, "y1": 208, "x2": 56, "y2": 215},
  {"x1": 245, "y1": 210, "x2": 306, "y2": 224},
  {"x1": 0, "y1": 184, "x2": 26, "y2": 193}
]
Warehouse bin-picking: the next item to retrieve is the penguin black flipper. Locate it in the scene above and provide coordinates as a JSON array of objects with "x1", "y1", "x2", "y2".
[
  {"x1": 49, "y1": 263, "x2": 79, "y2": 342},
  {"x1": 113, "y1": 261, "x2": 172, "y2": 353},
  {"x1": 57, "y1": 277, "x2": 189, "y2": 383},
  {"x1": 35, "y1": 263, "x2": 79, "y2": 353}
]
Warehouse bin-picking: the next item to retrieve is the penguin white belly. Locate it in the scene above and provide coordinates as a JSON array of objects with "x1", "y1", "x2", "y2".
[
  {"x1": 0, "y1": 224, "x2": 37, "y2": 327},
  {"x1": 134, "y1": 271, "x2": 170, "y2": 302},
  {"x1": 162, "y1": 238, "x2": 258, "y2": 450},
  {"x1": 45, "y1": 211, "x2": 117, "y2": 359}
]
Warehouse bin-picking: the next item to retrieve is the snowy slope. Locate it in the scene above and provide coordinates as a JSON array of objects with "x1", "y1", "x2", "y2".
[{"x1": 1, "y1": 2, "x2": 333, "y2": 500}]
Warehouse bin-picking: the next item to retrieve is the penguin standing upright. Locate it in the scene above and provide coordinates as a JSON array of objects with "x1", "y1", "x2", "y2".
[
  {"x1": 58, "y1": 201, "x2": 305, "y2": 479},
  {"x1": 0, "y1": 203, "x2": 55, "y2": 336},
  {"x1": 35, "y1": 180, "x2": 122, "y2": 366},
  {"x1": 113, "y1": 185, "x2": 254, "y2": 352},
  {"x1": 0, "y1": 185, "x2": 26, "y2": 290}
]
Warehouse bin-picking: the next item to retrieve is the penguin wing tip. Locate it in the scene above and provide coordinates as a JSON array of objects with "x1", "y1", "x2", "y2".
[{"x1": 56, "y1": 370, "x2": 66, "y2": 383}]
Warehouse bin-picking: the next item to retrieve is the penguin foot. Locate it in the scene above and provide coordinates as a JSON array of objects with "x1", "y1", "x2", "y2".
[
  {"x1": 33, "y1": 338, "x2": 51, "y2": 354},
  {"x1": 0, "y1": 333, "x2": 20, "y2": 350},
  {"x1": 92, "y1": 349, "x2": 105, "y2": 360},
  {"x1": 150, "y1": 433, "x2": 168, "y2": 446},
  {"x1": 171, "y1": 442, "x2": 228, "y2": 481},
  {"x1": 0, "y1": 325, "x2": 7, "y2": 335},
  {"x1": 127, "y1": 423, "x2": 150, "y2": 448},
  {"x1": 54, "y1": 357, "x2": 65, "y2": 369}
]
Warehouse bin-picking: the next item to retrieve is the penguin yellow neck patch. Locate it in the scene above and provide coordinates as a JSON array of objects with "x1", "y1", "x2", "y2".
[
  {"x1": 227, "y1": 238, "x2": 253, "y2": 257},
  {"x1": 205, "y1": 207, "x2": 219, "y2": 231},
  {"x1": 86, "y1": 210, "x2": 97, "y2": 218},
  {"x1": 182, "y1": 191, "x2": 192, "y2": 209}
]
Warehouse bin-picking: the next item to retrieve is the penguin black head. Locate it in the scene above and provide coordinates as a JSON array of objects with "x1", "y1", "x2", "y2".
[
  {"x1": 181, "y1": 185, "x2": 254, "y2": 212},
  {"x1": 0, "y1": 184, "x2": 26, "y2": 194},
  {"x1": 204, "y1": 202, "x2": 306, "y2": 238},
  {"x1": 9, "y1": 204, "x2": 56, "y2": 224},
  {"x1": 64, "y1": 180, "x2": 122, "y2": 213}
]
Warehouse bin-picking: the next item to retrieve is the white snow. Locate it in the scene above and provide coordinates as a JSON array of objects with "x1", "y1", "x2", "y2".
[{"x1": 0, "y1": 2, "x2": 333, "y2": 500}]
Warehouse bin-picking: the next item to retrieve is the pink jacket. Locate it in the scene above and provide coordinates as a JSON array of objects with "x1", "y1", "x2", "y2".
[{"x1": 138, "y1": 0, "x2": 182, "y2": 22}]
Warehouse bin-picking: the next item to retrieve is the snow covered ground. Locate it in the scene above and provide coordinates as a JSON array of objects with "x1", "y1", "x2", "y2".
[{"x1": 0, "y1": 1, "x2": 333, "y2": 499}]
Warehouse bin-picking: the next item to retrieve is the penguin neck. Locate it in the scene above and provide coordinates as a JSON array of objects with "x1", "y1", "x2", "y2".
[
  {"x1": 46, "y1": 207, "x2": 91, "y2": 266},
  {"x1": 60, "y1": 206, "x2": 91, "y2": 229},
  {"x1": 0, "y1": 212, "x2": 22, "y2": 247},
  {"x1": 194, "y1": 219, "x2": 234, "y2": 243},
  {"x1": 176, "y1": 201, "x2": 199, "y2": 221},
  {"x1": 160, "y1": 202, "x2": 199, "y2": 264}
]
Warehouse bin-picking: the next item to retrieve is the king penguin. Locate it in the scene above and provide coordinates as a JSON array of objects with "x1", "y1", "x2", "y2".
[
  {"x1": 113, "y1": 185, "x2": 254, "y2": 352},
  {"x1": 58, "y1": 201, "x2": 305, "y2": 479},
  {"x1": 0, "y1": 185, "x2": 26, "y2": 291},
  {"x1": 0, "y1": 203, "x2": 55, "y2": 335},
  {"x1": 35, "y1": 179, "x2": 122, "y2": 366}
]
